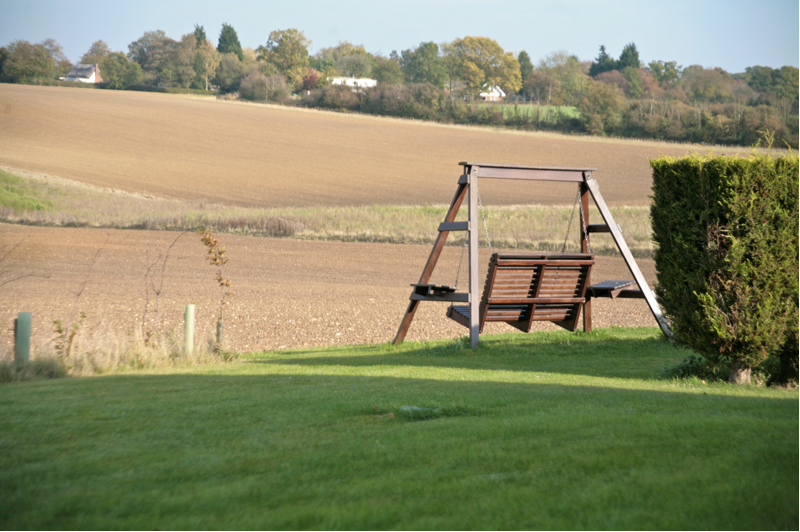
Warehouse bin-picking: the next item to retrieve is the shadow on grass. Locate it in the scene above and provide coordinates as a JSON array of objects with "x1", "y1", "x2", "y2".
[{"x1": 245, "y1": 329, "x2": 684, "y2": 381}]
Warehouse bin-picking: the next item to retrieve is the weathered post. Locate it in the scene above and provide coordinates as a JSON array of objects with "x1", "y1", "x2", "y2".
[
  {"x1": 184, "y1": 304, "x2": 195, "y2": 354},
  {"x1": 14, "y1": 312, "x2": 32, "y2": 367},
  {"x1": 216, "y1": 317, "x2": 224, "y2": 348}
]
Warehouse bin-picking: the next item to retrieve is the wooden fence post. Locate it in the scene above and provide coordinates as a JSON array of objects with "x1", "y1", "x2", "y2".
[{"x1": 184, "y1": 304, "x2": 195, "y2": 354}]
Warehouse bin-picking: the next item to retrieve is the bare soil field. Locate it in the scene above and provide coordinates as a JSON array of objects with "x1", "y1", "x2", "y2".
[
  {"x1": 1, "y1": 224, "x2": 661, "y2": 354},
  {"x1": 0, "y1": 84, "x2": 735, "y2": 209}
]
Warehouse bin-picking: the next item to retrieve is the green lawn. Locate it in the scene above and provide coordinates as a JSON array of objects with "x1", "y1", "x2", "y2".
[{"x1": 1, "y1": 328, "x2": 797, "y2": 530}]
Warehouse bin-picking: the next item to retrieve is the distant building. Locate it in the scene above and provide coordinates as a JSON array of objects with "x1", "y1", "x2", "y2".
[
  {"x1": 480, "y1": 85, "x2": 506, "y2": 102},
  {"x1": 330, "y1": 77, "x2": 377, "y2": 89},
  {"x1": 65, "y1": 64, "x2": 103, "y2": 84}
]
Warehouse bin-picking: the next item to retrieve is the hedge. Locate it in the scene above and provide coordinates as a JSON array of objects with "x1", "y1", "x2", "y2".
[{"x1": 650, "y1": 153, "x2": 799, "y2": 383}]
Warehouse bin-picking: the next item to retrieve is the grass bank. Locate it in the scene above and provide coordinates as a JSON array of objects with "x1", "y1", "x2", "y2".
[
  {"x1": 1, "y1": 328, "x2": 797, "y2": 529},
  {"x1": 0, "y1": 168, "x2": 654, "y2": 257}
]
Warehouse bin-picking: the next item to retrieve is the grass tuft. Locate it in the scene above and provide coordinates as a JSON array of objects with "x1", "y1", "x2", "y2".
[
  {"x1": 0, "y1": 357, "x2": 68, "y2": 383},
  {"x1": 0, "y1": 169, "x2": 54, "y2": 212}
]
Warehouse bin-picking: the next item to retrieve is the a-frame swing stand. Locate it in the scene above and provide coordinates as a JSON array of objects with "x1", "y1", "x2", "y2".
[{"x1": 393, "y1": 162, "x2": 673, "y2": 348}]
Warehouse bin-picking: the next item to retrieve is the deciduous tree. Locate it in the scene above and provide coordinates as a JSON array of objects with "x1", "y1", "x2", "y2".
[
  {"x1": 401, "y1": 42, "x2": 448, "y2": 89},
  {"x1": 2, "y1": 40, "x2": 58, "y2": 83},
  {"x1": 127, "y1": 30, "x2": 178, "y2": 85},
  {"x1": 648, "y1": 60, "x2": 682, "y2": 86},
  {"x1": 80, "y1": 40, "x2": 111, "y2": 66},
  {"x1": 578, "y1": 78, "x2": 626, "y2": 134},
  {"x1": 257, "y1": 28, "x2": 311, "y2": 89},
  {"x1": 101, "y1": 52, "x2": 142, "y2": 89},
  {"x1": 215, "y1": 52, "x2": 245, "y2": 92},
  {"x1": 443, "y1": 36, "x2": 521, "y2": 97},
  {"x1": 536, "y1": 50, "x2": 587, "y2": 106},
  {"x1": 372, "y1": 56, "x2": 404, "y2": 85},
  {"x1": 195, "y1": 39, "x2": 220, "y2": 90}
]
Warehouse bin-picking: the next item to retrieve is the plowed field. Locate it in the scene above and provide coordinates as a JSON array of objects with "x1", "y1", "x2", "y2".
[
  {"x1": 0, "y1": 84, "x2": 717, "y2": 208},
  {"x1": 2, "y1": 224, "x2": 659, "y2": 354}
]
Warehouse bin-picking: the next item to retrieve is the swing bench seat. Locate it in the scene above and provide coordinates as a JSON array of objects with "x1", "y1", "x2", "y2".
[{"x1": 447, "y1": 252, "x2": 595, "y2": 333}]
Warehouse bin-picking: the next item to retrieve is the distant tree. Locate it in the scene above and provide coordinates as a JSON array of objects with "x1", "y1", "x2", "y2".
[
  {"x1": 0, "y1": 47, "x2": 9, "y2": 81},
  {"x1": 681, "y1": 65, "x2": 734, "y2": 103},
  {"x1": 443, "y1": 36, "x2": 521, "y2": 97},
  {"x1": 314, "y1": 41, "x2": 363, "y2": 65},
  {"x1": 257, "y1": 28, "x2": 311, "y2": 89},
  {"x1": 648, "y1": 60, "x2": 682, "y2": 86},
  {"x1": 536, "y1": 50, "x2": 587, "y2": 106},
  {"x1": 172, "y1": 34, "x2": 198, "y2": 88},
  {"x1": 80, "y1": 40, "x2": 111, "y2": 66},
  {"x1": 401, "y1": 42, "x2": 448, "y2": 89},
  {"x1": 518, "y1": 50, "x2": 534, "y2": 83},
  {"x1": 617, "y1": 42, "x2": 641, "y2": 70},
  {"x1": 128, "y1": 30, "x2": 167, "y2": 67},
  {"x1": 127, "y1": 30, "x2": 178, "y2": 85},
  {"x1": 637, "y1": 68, "x2": 665, "y2": 99},
  {"x1": 100, "y1": 52, "x2": 142, "y2": 89},
  {"x1": 621, "y1": 66, "x2": 643, "y2": 98},
  {"x1": 589, "y1": 45, "x2": 617, "y2": 77},
  {"x1": 745, "y1": 65, "x2": 799, "y2": 104},
  {"x1": 263, "y1": 73, "x2": 291, "y2": 102},
  {"x1": 193, "y1": 25, "x2": 207, "y2": 46},
  {"x1": 195, "y1": 39, "x2": 220, "y2": 90},
  {"x1": 579, "y1": 78, "x2": 626, "y2": 134},
  {"x1": 372, "y1": 56, "x2": 404, "y2": 85},
  {"x1": 41, "y1": 39, "x2": 72, "y2": 76},
  {"x1": 215, "y1": 52, "x2": 245, "y2": 92},
  {"x1": 595, "y1": 69, "x2": 628, "y2": 93},
  {"x1": 217, "y1": 23, "x2": 243, "y2": 61},
  {"x1": 523, "y1": 70, "x2": 561, "y2": 104},
  {"x1": 239, "y1": 69, "x2": 268, "y2": 101},
  {"x1": 2, "y1": 40, "x2": 58, "y2": 83},
  {"x1": 336, "y1": 53, "x2": 372, "y2": 78}
]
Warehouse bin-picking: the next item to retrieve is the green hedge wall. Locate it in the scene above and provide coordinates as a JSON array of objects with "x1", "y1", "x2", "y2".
[{"x1": 650, "y1": 153, "x2": 799, "y2": 380}]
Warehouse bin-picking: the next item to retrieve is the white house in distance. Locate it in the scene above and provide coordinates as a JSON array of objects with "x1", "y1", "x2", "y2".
[
  {"x1": 65, "y1": 64, "x2": 103, "y2": 83},
  {"x1": 330, "y1": 77, "x2": 377, "y2": 89},
  {"x1": 480, "y1": 85, "x2": 506, "y2": 102}
]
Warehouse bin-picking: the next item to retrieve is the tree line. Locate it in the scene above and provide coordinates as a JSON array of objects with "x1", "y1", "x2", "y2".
[{"x1": 1, "y1": 24, "x2": 797, "y2": 148}]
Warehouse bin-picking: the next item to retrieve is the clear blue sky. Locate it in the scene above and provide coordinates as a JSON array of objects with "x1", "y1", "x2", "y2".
[{"x1": 1, "y1": 0, "x2": 797, "y2": 73}]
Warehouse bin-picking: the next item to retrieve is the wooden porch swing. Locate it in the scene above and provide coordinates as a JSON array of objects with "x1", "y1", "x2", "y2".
[{"x1": 393, "y1": 162, "x2": 673, "y2": 348}]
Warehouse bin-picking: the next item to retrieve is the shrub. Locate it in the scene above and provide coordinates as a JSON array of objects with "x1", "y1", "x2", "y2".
[
  {"x1": 239, "y1": 70, "x2": 268, "y2": 101},
  {"x1": 651, "y1": 152, "x2": 799, "y2": 384},
  {"x1": 309, "y1": 85, "x2": 360, "y2": 110}
]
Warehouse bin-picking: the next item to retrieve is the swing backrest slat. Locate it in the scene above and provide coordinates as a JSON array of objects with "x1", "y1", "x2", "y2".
[{"x1": 448, "y1": 252, "x2": 594, "y2": 333}]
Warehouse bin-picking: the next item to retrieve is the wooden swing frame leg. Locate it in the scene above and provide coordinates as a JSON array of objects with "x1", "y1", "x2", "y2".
[{"x1": 393, "y1": 178, "x2": 469, "y2": 345}]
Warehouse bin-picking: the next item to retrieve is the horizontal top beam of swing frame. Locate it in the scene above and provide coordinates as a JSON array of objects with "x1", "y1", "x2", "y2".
[{"x1": 460, "y1": 162, "x2": 597, "y2": 183}]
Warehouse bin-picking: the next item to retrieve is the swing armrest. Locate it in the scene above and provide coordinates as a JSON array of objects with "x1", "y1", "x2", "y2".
[{"x1": 410, "y1": 284, "x2": 468, "y2": 302}]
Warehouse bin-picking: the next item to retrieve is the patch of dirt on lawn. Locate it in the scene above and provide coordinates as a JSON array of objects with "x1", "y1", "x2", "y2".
[{"x1": 1, "y1": 224, "x2": 663, "y2": 355}]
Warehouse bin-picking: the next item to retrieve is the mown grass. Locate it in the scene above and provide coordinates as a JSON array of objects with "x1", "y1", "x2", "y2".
[
  {"x1": 0, "y1": 168, "x2": 654, "y2": 256},
  {"x1": 1, "y1": 328, "x2": 797, "y2": 530}
]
